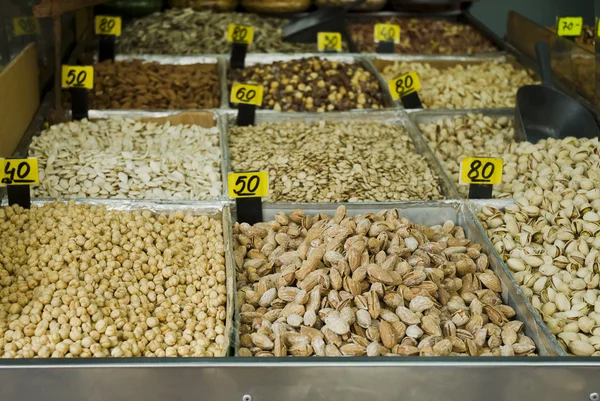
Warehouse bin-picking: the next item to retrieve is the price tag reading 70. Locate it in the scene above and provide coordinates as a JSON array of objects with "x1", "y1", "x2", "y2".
[
  {"x1": 227, "y1": 24, "x2": 254, "y2": 45},
  {"x1": 318, "y1": 32, "x2": 342, "y2": 52},
  {"x1": 374, "y1": 23, "x2": 400, "y2": 44},
  {"x1": 228, "y1": 172, "x2": 269, "y2": 198},
  {"x1": 0, "y1": 158, "x2": 39, "y2": 186},
  {"x1": 230, "y1": 83, "x2": 264, "y2": 106},
  {"x1": 62, "y1": 66, "x2": 94, "y2": 89},
  {"x1": 459, "y1": 157, "x2": 503, "y2": 185},
  {"x1": 556, "y1": 16, "x2": 583, "y2": 37}
]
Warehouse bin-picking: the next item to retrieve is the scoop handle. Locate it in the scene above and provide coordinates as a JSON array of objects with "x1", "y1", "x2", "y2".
[{"x1": 535, "y1": 41, "x2": 553, "y2": 87}]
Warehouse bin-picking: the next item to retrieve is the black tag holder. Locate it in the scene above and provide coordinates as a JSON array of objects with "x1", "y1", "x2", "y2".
[
  {"x1": 236, "y1": 103, "x2": 256, "y2": 127},
  {"x1": 4, "y1": 157, "x2": 31, "y2": 209},
  {"x1": 468, "y1": 184, "x2": 493, "y2": 199},
  {"x1": 377, "y1": 40, "x2": 395, "y2": 54},
  {"x1": 401, "y1": 92, "x2": 423, "y2": 109},
  {"x1": 71, "y1": 87, "x2": 89, "y2": 121},
  {"x1": 230, "y1": 42, "x2": 248, "y2": 70},
  {"x1": 236, "y1": 197, "x2": 263, "y2": 225},
  {"x1": 98, "y1": 35, "x2": 116, "y2": 62}
]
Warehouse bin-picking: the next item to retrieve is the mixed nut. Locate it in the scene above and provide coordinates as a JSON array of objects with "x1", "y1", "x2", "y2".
[
  {"x1": 235, "y1": 206, "x2": 537, "y2": 357},
  {"x1": 88, "y1": 60, "x2": 221, "y2": 110},
  {"x1": 228, "y1": 121, "x2": 443, "y2": 202},
  {"x1": 0, "y1": 201, "x2": 228, "y2": 357},
  {"x1": 229, "y1": 58, "x2": 386, "y2": 112},
  {"x1": 31, "y1": 118, "x2": 222, "y2": 200},
  {"x1": 379, "y1": 60, "x2": 537, "y2": 109}
]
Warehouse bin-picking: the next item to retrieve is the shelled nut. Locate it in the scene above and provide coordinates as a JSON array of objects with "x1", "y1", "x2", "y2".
[
  {"x1": 235, "y1": 205, "x2": 536, "y2": 357},
  {"x1": 379, "y1": 61, "x2": 537, "y2": 109},
  {"x1": 229, "y1": 121, "x2": 443, "y2": 202},
  {"x1": 87, "y1": 60, "x2": 220, "y2": 110},
  {"x1": 0, "y1": 201, "x2": 228, "y2": 358},
  {"x1": 228, "y1": 57, "x2": 385, "y2": 112},
  {"x1": 30, "y1": 118, "x2": 222, "y2": 200},
  {"x1": 349, "y1": 18, "x2": 497, "y2": 54},
  {"x1": 118, "y1": 9, "x2": 316, "y2": 55},
  {"x1": 418, "y1": 114, "x2": 516, "y2": 197},
  {"x1": 477, "y1": 136, "x2": 600, "y2": 355}
]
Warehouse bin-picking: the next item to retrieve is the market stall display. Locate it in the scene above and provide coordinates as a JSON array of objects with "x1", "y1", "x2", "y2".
[
  {"x1": 377, "y1": 59, "x2": 538, "y2": 109},
  {"x1": 228, "y1": 57, "x2": 388, "y2": 112},
  {"x1": 168, "y1": 0, "x2": 238, "y2": 11},
  {"x1": 241, "y1": 0, "x2": 312, "y2": 13}
]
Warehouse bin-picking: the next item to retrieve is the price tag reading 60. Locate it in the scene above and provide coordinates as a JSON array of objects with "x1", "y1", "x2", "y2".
[
  {"x1": 231, "y1": 83, "x2": 264, "y2": 106},
  {"x1": 374, "y1": 23, "x2": 400, "y2": 44},
  {"x1": 0, "y1": 158, "x2": 39, "y2": 186},
  {"x1": 62, "y1": 66, "x2": 94, "y2": 89},
  {"x1": 389, "y1": 71, "x2": 421, "y2": 99},
  {"x1": 459, "y1": 157, "x2": 503, "y2": 185},
  {"x1": 318, "y1": 32, "x2": 342, "y2": 52},
  {"x1": 227, "y1": 24, "x2": 254, "y2": 45},
  {"x1": 95, "y1": 16, "x2": 122, "y2": 36},
  {"x1": 228, "y1": 172, "x2": 269, "y2": 198}
]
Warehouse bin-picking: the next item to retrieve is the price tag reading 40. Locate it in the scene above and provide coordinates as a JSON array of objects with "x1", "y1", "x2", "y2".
[
  {"x1": 231, "y1": 83, "x2": 263, "y2": 106},
  {"x1": 227, "y1": 24, "x2": 254, "y2": 45},
  {"x1": 459, "y1": 157, "x2": 503, "y2": 185},
  {"x1": 556, "y1": 16, "x2": 583, "y2": 37},
  {"x1": 228, "y1": 172, "x2": 269, "y2": 198},
  {"x1": 389, "y1": 71, "x2": 421, "y2": 99},
  {"x1": 374, "y1": 23, "x2": 400, "y2": 44},
  {"x1": 0, "y1": 158, "x2": 39, "y2": 186},
  {"x1": 95, "y1": 16, "x2": 122, "y2": 36},
  {"x1": 318, "y1": 32, "x2": 342, "y2": 52},
  {"x1": 13, "y1": 17, "x2": 40, "y2": 36},
  {"x1": 62, "y1": 66, "x2": 94, "y2": 89}
]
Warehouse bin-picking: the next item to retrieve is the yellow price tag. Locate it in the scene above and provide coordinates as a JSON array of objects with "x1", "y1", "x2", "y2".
[
  {"x1": 13, "y1": 17, "x2": 40, "y2": 36},
  {"x1": 228, "y1": 172, "x2": 269, "y2": 198},
  {"x1": 318, "y1": 32, "x2": 342, "y2": 52},
  {"x1": 556, "y1": 16, "x2": 583, "y2": 37},
  {"x1": 0, "y1": 158, "x2": 39, "y2": 186},
  {"x1": 374, "y1": 23, "x2": 400, "y2": 44},
  {"x1": 388, "y1": 71, "x2": 421, "y2": 99},
  {"x1": 596, "y1": 18, "x2": 600, "y2": 38},
  {"x1": 227, "y1": 24, "x2": 254, "y2": 45},
  {"x1": 459, "y1": 157, "x2": 503, "y2": 185},
  {"x1": 230, "y1": 83, "x2": 263, "y2": 106},
  {"x1": 95, "y1": 16, "x2": 122, "y2": 36},
  {"x1": 61, "y1": 66, "x2": 94, "y2": 89}
]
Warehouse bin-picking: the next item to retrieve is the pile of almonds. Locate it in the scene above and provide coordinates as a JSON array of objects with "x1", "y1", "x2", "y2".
[
  {"x1": 88, "y1": 60, "x2": 221, "y2": 110},
  {"x1": 236, "y1": 206, "x2": 537, "y2": 357}
]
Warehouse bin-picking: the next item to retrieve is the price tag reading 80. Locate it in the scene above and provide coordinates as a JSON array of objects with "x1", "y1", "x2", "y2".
[
  {"x1": 61, "y1": 66, "x2": 94, "y2": 89},
  {"x1": 388, "y1": 71, "x2": 421, "y2": 99},
  {"x1": 13, "y1": 17, "x2": 40, "y2": 36},
  {"x1": 228, "y1": 172, "x2": 269, "y2": 198},
  {"x1": 556, "y1": 16, "x2": 583, "y2": 37},
  {"x1": 0, "y1": 158, "x2": 39, "y2": 186},
  {"x1": 230, "y1": 83, "x2": 264, "y2": 106},
  {"x1": 227, "y1": 24, "x2": 254, "y2": 45},
  {"x1": 459, "y1": 157, "x2": 503, "y2": 185},
  {"x1": 318, "y1": 32, "x2": 342, "y2": 52},
  {"x1": 95, "y1": 16, "x2": 122, "y2": 36},
  {"x1": 374, "y1": 23, "x2": 400, "y2": 44}
]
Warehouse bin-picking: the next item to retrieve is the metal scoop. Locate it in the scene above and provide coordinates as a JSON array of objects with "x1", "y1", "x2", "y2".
[{"x1": 515, "y1": 41, "x2": 600, "y2": 144}]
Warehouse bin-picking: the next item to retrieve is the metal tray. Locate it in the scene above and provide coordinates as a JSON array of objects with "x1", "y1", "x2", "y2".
[
  {"x1": 230, "y1": 200, "x2": 564, "y2": 357},
  {"x1": 0, "y1": 198, "x2": 236, "y2": 358},
  {"x1": 224, "y1": 54, "x2": 398, "y2": 111},
  {"x1": 223, "y1": 108, "x2": 459, "y2": 201}
]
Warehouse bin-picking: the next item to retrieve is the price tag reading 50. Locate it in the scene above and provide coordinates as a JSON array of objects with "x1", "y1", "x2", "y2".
[
  {"x1": 374, "y1": 23, "x2": 400, "y2": 44},
  {"x1": 231, "y1": 83, "x2": 264, "y2": 106},
  {"x1": 228, "y1": 172, "x2": 269, "y2": 198},
  {"x1": 227, "y1": 24, "x2": 254, "y2": 45},
  {"x1": 95, "y1": 16, "x2": 122, "y2": 36},
  {"x1": 318, "y1": 32, "x2": 342, "y2": 52},
  {"x1": 389, "y1": 71, "x2": 421, "y2": 99},
  {"x1": 62, "y1": 66, "x2": 94, "y2": 89},
  {"x1": 459, "y1": 157, "x2": 503, "y2": 185},
  {"x1": 556, "y1": 16, "x2": 583, "y2": 37},
  {"x1": 0, "y1": 158, "x2": 39, "y2": 186}
]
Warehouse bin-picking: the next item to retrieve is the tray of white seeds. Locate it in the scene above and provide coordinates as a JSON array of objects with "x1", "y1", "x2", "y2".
[
  {"x1": 0, "y1": 199, "x2": 235, "y2": 358},
  {"x1": 28, "y1": 112, "x2": 225, "y2": 201}
]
